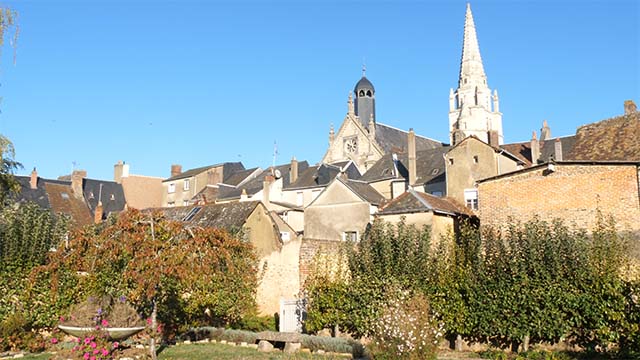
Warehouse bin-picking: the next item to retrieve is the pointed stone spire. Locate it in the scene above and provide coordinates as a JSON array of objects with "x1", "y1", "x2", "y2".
[
  {"x1": 449, "y1": 88, "x2": 455, "y2": 112},
  {"x1": 329, "y1": 123, "x2": 335, "y2": 145},
  {"x1": 459, "y1": 3, "x2": 486, "y2": 86}
]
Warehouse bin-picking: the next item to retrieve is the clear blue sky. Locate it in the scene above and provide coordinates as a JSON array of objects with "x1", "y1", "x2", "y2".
[{"x1": 1, "y1": 0, "x2": 638, "y2": 180}]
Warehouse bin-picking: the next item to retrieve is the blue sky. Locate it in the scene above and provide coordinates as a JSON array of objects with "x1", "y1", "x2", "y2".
[{"x1": 1, "y1": 0, "x2": 638, "y2": 180}]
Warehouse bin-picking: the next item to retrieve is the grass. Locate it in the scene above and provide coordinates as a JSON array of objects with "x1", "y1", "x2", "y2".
[{"x1": 18, "y1": 342, "x2": 353, "y2": 360}]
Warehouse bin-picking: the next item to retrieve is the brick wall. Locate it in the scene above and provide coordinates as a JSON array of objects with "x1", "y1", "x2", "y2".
[{"x1": 478, "y1": 163, "x2": 640, "y2": 232}]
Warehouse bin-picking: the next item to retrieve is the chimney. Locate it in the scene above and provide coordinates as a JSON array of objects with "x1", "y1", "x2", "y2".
[
  {"x1": 263, "y1": 175, "x2": 275, "y2": 207},
  {"x1": 240, "y1": 188, "x2": 248, "y2": 201},
  {"x1": 530, "y1": 131, "x2": 540, "y2": 164},
  {"x1": 554, "y1": 138, "x2": 563, "y2": 161},
  {"x1": 170, "y1": 164, "x2": 182, "y2": 178},
  {"x1": 94, "y1": 201, "x2": 103, "y2": 224},
  {"x1": 71, "y1": 170, "x2": 87, "y2": 199},
  {"x1": 487, "y1": 130, "x2": 499, "y2": 147},
  {"x1": 408, "y1": 128, "x2": 416, "y2": 186},
  {"x1": 113, "y1": 161, "x2": 130, "y2": 184},
  {"x1": 290, "y1": 157, "x2": 298, "y2": 184},
  {"x1": 30, "y1": 168, "x2": 38, "y2": 189},
  {"x1": 540, "y1": 120, "x2": 551, "y2": 141},
  {"x1": 624, "y1": 100, "x2": 637, "y2": 115}
]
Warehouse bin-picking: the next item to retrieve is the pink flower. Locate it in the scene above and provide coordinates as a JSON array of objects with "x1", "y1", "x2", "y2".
[
  {"x1": 84, "y1": 338, "x2": 91, "y2": 345},
  {"x1": 83, "y1": 353, "x2": 90, "y2": 360},
  {"x1": 93, "y1": 349, "x2": 100, "y2": 355},
  {"x1": 101, "y1": 348, "x2": 109, "y2": 356},
  {"x1": 51, "y1": 337, "x2": 58, "y2": 344},
  {"x1": 90, "y1": 356, "x2": 96, "y2": 360},
  {"x1": 112, "y1": 342, "x2": 119, "y2": 349},
  {"x1": 59, "y1": 316, "x2": 65, "y2": 322},
  {"x1": 90, "y1": 341, "x2": 97, "y2": 349},
  {"x1": 146, "y1": 318, "x2": 152, "y2": 325},
  {"x1": 101, "y1": 319, "x2": 109, "y2": 327}
]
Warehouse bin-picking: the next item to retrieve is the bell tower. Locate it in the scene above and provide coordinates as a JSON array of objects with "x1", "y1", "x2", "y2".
[
  {"x1": 354, "y1": 65, "x2": 376, "y2": 130},
  {"x1": 449, "y1": 3, "x2": 503, "y2": 145}
]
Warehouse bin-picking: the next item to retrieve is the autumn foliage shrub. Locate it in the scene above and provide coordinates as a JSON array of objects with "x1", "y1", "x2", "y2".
[{"x1": 28, "y1": 209, "x2": 259, "y2": 340}]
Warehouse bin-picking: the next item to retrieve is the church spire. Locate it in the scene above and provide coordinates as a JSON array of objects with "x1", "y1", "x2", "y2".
[
  {"x1": 449, "y1": 3, "x2": 503, "y2": 146},
  {"x1": 459, "y1": 3, "x2": 486, "y2": 87}
]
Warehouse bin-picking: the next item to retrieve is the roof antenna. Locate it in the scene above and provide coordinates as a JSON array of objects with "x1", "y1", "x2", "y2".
[
  {"x1": 272, "y1": 140, "x2": 279, "y2": 174},
  {"x1": 362, "y1": 58, "x2": 366, "y2": 77}
]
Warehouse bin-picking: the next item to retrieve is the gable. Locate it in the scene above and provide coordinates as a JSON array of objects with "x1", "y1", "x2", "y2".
[{"x1": 311, "y1": 179, "x2": 366, "y2": 206}]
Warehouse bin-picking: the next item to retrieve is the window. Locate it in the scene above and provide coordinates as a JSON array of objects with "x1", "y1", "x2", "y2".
[
  {"x1": 60, "y1": 192, "x2": 69, "y2": 199},
  {"x1": 184, "y1": 179, "x2": 190, "y2": 191},
  {"x1": 167, "y1": 201, "x2": 175, "y2": 207},
  {"x1": 183, "y1": 200, "x2": 190, "y2": 206},
  {"x1": 359, "y1": 90, "x2": 365, "y2": 97},
  {"x1": 448, "y1": 158, "x2": 454, "y2": 165},
  {"x1": 431, "y1": 191, "x2": 443, "y2": 197},
  {"x1": 280, "y1": 232, "x2": 291, "y2": 242},
  {"x1": 168, "y1": 183, "x2": 175, "y2": 193},
  {"x1": 366, "y1": 90, "x2": 372, "y2": 97},
  {"x1": 110, "y1": 194, "x2": 115, "y2": 201},
  {"x1": 464, "y1": 189, "x2": 478, "y2": 210},
  {"x1": 311, "y1": 189, "x2": 322, "y2": 201},
  {"x1": 296, "y1": 191, "x2": 304, "y2": 206},
  {"x1": 342, "y1": 231, "x2": 358, "y2": 242},
  {"x1": 473, "y1": 155, "x2": 479, "y2": 164}
]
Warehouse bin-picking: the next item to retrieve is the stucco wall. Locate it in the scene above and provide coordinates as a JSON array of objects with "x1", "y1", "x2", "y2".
[
  {"x1": 245, "y1": 206, "x2": 282, "y2": 257},
  {"x1": 299, "y1": 238, "x2": 345, "y2": 287},
  {"x1": 377, "y1": 212, "x2": 456, "y2": 244},
  {"x1": 256, "y1": 238, "x2": 301, "y2": 316},
  {"x1": 305, "y1": 203, "x2": 371, "y2": 241},
  {"x1": 478, "y1": 164, "x2": 640, "y2": 233}
]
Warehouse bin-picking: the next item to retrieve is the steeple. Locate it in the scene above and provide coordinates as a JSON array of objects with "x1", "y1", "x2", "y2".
[
  {"x1": 449, "y1": 3, "x2": 503, "y2": 146},
  {"x1": 354, "y1": 69, "x2": 376, "y2": 130},
  {"x1": 459, "y1": 3, "x2": 486, "y2": 87}
]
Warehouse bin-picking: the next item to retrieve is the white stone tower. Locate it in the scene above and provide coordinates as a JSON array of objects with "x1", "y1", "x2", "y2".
[{"x1": 449, "y1": 3, "x2": 503, "y2": 146}]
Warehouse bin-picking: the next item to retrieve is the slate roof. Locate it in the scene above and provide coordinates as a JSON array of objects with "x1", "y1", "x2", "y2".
[
  {"x1": 287, "y1": 162, "x2": 360, "y2": 190},
  {"x1": 158, "y1": 201, "x2": 263, "y2": 232},
  {"x1": 164, "y1": 162, "x2": 245, "y2": 182},
  {"x1": 569, "y1": 111, "x2": 640, "y2": 161},
  {"x1": 360, "y1": 146, "x2": 450, "y2": 185},
  {"x1": 378, "y1": 189, "x2": 473, "y2": 217},
  {"x1": 341, "y1": 178, "x2": 386, "y2": 206},
  {"x1": 83, "y1": 179, "x2": 126, "y2": 220},
  {"x1": 217, "y1": 161, "x2": 310, "y2": 200},
  {"x1": 223, "y1": 167, "x2": 260, "y2": 186},
  {"x1": 501, "y1": 135, "x2": 577, "y2": 166},
  {"x1": 13, "y1": 176, "x2": 92, "y2": 228},
  {"x1": 374, "y1": 123, "x2": 444, "y2": 154}
]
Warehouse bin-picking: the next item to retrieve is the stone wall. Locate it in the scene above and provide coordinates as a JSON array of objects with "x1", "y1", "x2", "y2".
[
  {"x1": 299, "y1": 238, "x2": 346, "y2": 287},
  {"x1": 478, "y1": 163, "x2": 640, "y2": 232},
  {"x1": 256, "y1": 238, "x2": 302, "y2": 316}
]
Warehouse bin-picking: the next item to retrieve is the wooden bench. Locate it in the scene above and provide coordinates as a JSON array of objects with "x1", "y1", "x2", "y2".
[{"x1": 256, "y1": 331, "x2": 301, "y2": 353}]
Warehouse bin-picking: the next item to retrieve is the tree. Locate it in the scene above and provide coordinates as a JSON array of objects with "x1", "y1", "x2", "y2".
[{"x1": 0, "y1": 135, "x2": 21, "y2": 204}]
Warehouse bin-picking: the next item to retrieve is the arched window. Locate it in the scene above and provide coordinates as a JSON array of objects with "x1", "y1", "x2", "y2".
[
  {"x1": 359, "y1": 90, "x2": 365, "y2": 97},
  {"x1": 366, "y1": 90, "x2": 372, "y2": 97}
]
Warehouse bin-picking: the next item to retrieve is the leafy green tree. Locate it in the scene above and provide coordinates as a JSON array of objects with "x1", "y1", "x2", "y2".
[{"x1": 0, "y1": 135, "x2": 21, "y2": 204}]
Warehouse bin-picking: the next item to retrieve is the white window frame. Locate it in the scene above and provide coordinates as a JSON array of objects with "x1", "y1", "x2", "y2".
[
  {"x1": 280, "y1": 232, "x2": 291, "y2": 242},
  {"x1": 342, "y1": 231, "x2": 358, "y2": 242},
  {"x1": 168, "y1": 183, "x2": 175, "y2": 194},
  {"x1": 296, "y1": 191, "x2": 304, "y2": 206},
  {"x1": 464, "y1": 189, "x2": 478, "y2": 210},
  {"x1": 183, "y1": 179, "x2": 190, "y2": 191}
]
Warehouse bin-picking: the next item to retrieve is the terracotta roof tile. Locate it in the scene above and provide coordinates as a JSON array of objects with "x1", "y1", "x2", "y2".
[{"x1": 569, "y1": 112, "x2": 640, "y2": 161}]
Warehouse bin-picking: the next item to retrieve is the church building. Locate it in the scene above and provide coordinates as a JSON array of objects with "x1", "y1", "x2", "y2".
[{"x1": 321, "y1": 68, "x2": 444, "y2": 174}]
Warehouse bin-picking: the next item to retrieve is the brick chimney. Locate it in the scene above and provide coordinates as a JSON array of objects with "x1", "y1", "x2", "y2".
[
  {"x1": 487, "y1": 130, "x2": 499, "y2": 147},
  {"x1": 540, "y1": 120, "x2": 551, "y2": 141},
  {"x1": 263, "y1": 175, "x2": 275, "y2": 207},
  {"x1": 114, "y1": 160, "x2": 130, "y2": 184},
  {"x1": 624, "y1": 100, "x2": 637, "y2": 115},
  {"x1": 30, "y1": 168, "x2": 38, "y2": 189},
  {"x1": 71, "y1": 170, "x2": 87, "y2": 199},
  {"x1": 290, "y1": 157, "x2": 298, "y2": 184},
  {"x1": 94, "y1": 201, "x2": 103, "y2": 224},
  {"x1": 530, "y1": 131, "x2": 540, "y2": 164},
  {"x1": 170, "y1": 164, "x2": 182, "y2": 178},
  {"x1": 408, "y1": 128, "x2": 416, "y2": 186},
  {"x1": 554, "y1": 138, "x2": 563, "y2": 161}
]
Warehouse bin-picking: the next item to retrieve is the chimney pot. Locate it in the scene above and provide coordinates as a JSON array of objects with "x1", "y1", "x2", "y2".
[
  {"x1": 30, "y1": 168, "x2": 38, "y2": 190},
  {"x1": 530, "y1": 132, "x2": 540, "y2": 164},
  {"x1": 94, "y1": 201, "x2": 104, "y2": 224},
  {"x1": 114, "y1": 161, "x2": 129, "y2": 184},
  {"x1": 171, "y1": 164, "x2": 182, "y2": 178}
]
